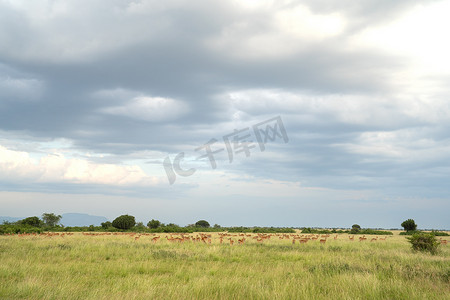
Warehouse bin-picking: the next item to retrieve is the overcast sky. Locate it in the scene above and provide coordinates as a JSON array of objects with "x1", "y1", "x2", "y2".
[{"x1": 1, "y1": 0, "x2": 449, "y2": 229}]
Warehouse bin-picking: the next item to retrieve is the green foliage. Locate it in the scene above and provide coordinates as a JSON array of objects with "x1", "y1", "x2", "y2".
[
  {"x1": 407, "y1": 232, "x2": 440, "y2": 254},
  {"x1": 42, "y1": 213, "x2": 62, "y2": 227},
  {"x1": 357, "y1": 229, "x2": 393, "y2": 235},
  {"x1": 19, "y1": 216, "x2": 43, "y2": 227},
  {"x1": 401, "y1": 219, "x2": 417, "y2": 232},
  {"x1": 430, "y1": 230, "x2": 449, "y2": 236},
  {"x1": 101, "y1": 221, "x2": 112, "y2": 229},
  {"x1": 0, "y1": 224, "x2": 42, "y2": 234},
  {"x1": 352, "y1": 224, "x2": 361, "y2": 230},
  {"x1": 401, "y1": 230, "x2": 449, "y2": 236},
  {"x1": 195, "y1": 220, "x2": 210, "y2": 228},
  {"x1": 147, "y1": 219, "x2": 161, "y2": 229},
  {"x1": 132, "y1": 222, "x2": 147, "y2": 232},
  {"x1": 112, "y1": 215, "x2": 136, "y2": 230}
]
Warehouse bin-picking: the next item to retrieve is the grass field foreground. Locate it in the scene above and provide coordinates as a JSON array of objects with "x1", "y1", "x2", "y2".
[{"x1": 0, "y1": 232, "x2": 449, "y2": 299}]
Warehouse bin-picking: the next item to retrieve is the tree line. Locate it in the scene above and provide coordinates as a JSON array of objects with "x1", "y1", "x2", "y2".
[{"x1": 1, "y1": 214, "x2": 448, "y2": 236}]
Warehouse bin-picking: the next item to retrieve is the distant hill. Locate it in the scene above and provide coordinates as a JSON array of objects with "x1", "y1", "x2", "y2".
[
  {"x1": 0, "y1": 216, "x2": 21, "y2": 223},
  {"x1": 1, "y1": 213, "x2": 108, "y2": 227},
  {"x1": 61, "y1": 213, "x2": 108, "y2": 227}
]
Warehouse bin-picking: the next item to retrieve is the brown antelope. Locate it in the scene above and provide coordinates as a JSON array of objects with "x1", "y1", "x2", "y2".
[
  {"x1": 359, "y1": 236, "x2": 367, "y2": 242},
  {"x1": 319, "y1": 239, "x2": 327, "y2": 244},
  {"x1": 229, "y1": 239, "x2": 234, "y2": 246}
]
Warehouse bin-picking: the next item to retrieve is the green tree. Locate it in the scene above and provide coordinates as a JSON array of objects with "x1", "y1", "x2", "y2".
[
  {"x1": 112, "y1": 215, "x2": 136, "y2": 230},
  {"x1": 42, "y1": 213, "x2": 62, "y2": 227},
  {"x1": 401, "y1": 219, "x2": 417, "y2": 232},
  {"x1": 147, "y1": 219, "x2": 161, "y2": 229},
  {"x1": 351, "y1": 224, "x2": 361, "y2": 234},
  {"x1": 101, "y1": 221, "x2": 112, "y2": 229},
  {"x1": 195, "y1": 220, "x2": 210, "y2": 228},
  {"x1": 20, "y1": 216, "x2": 42, "y2": 227}
]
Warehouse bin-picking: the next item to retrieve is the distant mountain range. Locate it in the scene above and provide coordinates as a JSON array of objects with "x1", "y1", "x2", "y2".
[{"x1": 0, "y1": 213, "x2": 108, "y2": 227}]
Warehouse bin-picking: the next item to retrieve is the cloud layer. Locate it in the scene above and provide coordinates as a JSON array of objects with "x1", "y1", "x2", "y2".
[{"x1": 0, "y1": 0, "x2": 449, "y2": 228}]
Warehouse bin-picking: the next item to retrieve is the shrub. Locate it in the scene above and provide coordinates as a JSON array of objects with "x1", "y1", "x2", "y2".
[
  {"x1": 19, "y1": 216, "x2": 42, "y2": 227},
  {"x1": 401, "y1": 219, "x2": 417, "y2": 232},
  {"x1": 407, "y1": 232, "x2": 440, "y2": 254},
  {"x1": 430, "y1": 230, "x2": 449, "y2": 236},
  {"x1": 101, "y1": 221, "x2": 112, "y2": 229},
  {"x1": 147, "y1": 219, "x2": 161, "y2": 229},
  {"x1": 112, "y1": 215, "x2": 136, "y2": 230}
]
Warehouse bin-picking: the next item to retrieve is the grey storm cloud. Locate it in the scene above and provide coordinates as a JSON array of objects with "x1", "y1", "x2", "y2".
[{"x1": 0, "y1": 0, "x2": 449, "y2": 228}]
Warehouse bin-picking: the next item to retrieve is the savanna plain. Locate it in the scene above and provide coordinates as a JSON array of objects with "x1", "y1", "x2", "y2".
[{"x1": 0, "y1": 231, "x2": 449, "y2": 300}]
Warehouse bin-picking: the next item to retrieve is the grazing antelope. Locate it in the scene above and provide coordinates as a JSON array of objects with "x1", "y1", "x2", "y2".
[
  {"x1": 359, "y1": 236, "x2": 367, "y2": 242},
  {"x1": 319, "y1": 239, "x2": 327, "y2": 244}
]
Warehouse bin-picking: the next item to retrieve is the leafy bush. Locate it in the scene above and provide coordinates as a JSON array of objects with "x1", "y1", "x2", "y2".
[
  {"x1": 101, "y1": 221, "x2": 112, "y2": 229},
  {"x1": 0, "y1": 224, "x2": 42, "y2": 234},
  {"x1": 430, "y1": 230, "x2": 449, "y2": 236},
  {"x1": 357, "y1": 229, "x2": 393, "y2": 235},
  {"x1": 147, "y1": 219, "x2": 161, "y2": 229},
  {"x1": 112, "y1": 215, "x2": 136, "y2": 230},
  {"x1": 401, "y1": 219, "x2": 417, "y2": 232},
  {"x1": 407, "y1": 232, "x2": 440, "y2": 254},
  {"x1": 19, "y1": 216, "x2": 43, "y2": 227}
]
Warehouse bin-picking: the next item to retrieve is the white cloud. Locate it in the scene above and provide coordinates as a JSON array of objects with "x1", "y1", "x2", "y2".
[
  {"x1": 0, "y1": 145, "x2": 160, "y2": 186},
  {"x1": 206, "y1": 2, "x2": 345, "y2": 60},
  {"x1": 332, "y1": 128, "x2": 450, "y2": 163},
  {"x1": 227, "y1": 89, "x2": 450, "y2": 127},
  {"x1": 102, "y1": 95, "x2": 189, "y2": 122}
]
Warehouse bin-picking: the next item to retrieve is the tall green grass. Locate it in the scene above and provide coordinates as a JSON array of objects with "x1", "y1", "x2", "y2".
[{"x1": 0, "y1": 233, "x2": 448, "y2": 299}]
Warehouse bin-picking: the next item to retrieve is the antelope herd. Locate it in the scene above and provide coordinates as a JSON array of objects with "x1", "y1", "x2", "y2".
[{"x1": 2, "y1": 231, "x2": 448, "y2": 246}]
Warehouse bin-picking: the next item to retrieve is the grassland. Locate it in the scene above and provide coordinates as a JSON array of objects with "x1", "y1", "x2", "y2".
[{"x1": 0, "y1": 232, "x2": 448, "y2": 299}]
